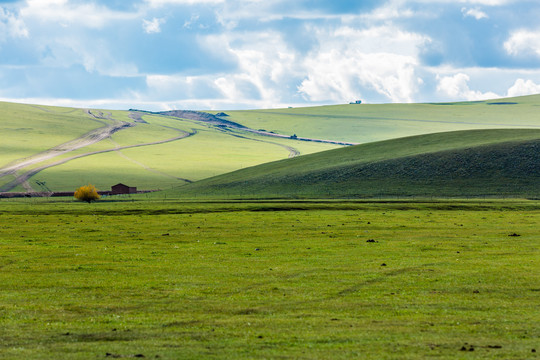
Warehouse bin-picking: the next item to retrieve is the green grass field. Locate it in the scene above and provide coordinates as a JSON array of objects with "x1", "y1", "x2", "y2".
[
  {"x1": 1, "y1": 97, "x2": 539, "y2": 359},
  {"x1": 31, "y1": 120, "x2": 339, "y2": 192},
  {"x1": 0, "y1": 199, "x2": 538, "y2": 359}
]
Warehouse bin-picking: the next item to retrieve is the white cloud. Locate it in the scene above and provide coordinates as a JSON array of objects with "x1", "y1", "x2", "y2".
[
  {"x1": 144, "y1": 71, "x2": 298, "y2": 110},
  {"x1": 145, "y1": 0, "x2": 224, "y2": 7},
  {"x1": 4, "y1": 1, "x2": 141, "y2": 77},
  {"x1": 146, "y1": 22, "x2": 434, "y2": 108},
  {"x1": 46, "y1": 36, "x2": 139, "y2": 77},
  {"x1": 200, "y1": 30, "x2": 301, "y2": 105},
  {"x1": 437, "y1": 73, "x2": 499, "y2": 100},
  {"x1": 504, "y1": 29, "x2": 540, "y2": 57},
  {"x1": 461, "y1": 7, "x2": 488, "y2": 19},
  {"x1": 333, "y1": 25, "x2": 428, "y2": 55},
  {"x1": 0, "y1": 8, "x2": 28, "y2": 40},
  {"x1": 145, "y1": 23, "x2": 431, "y2": 106},
  {"x1": 298, "y1": 25, "x2": 428, "y2": 103},
  {"x1": 414, "y1": 0, "x2": 513, "y2": 4},
  {"x1": 1, "y1": 0, "x2": 538, "y2": 111},
  {"x1": 506, "y1": 78, "x2": 540, "y2": 97},
  {"x1": 463, "y1": 0, "x2": 510, "y2": 4},
  {"x1": 183, "y1": 14, "x2": 199, "y2": 29},
  {"x1": 146, "y1": 74, "x2": 221, "y2": 100},
  {"x1": 20, "y1": 0, "x2": 137, "y2": 29},
  {"x1": 198, "y1": 24, "x2": 430, "y2": 105},
  {"x1": 143, "y1": 17, "x2": 165, "y2": 34},
  {"x1": 362, "y1": 3, "x2": 416, "y2": 22},
  {"x1": 300, "y1": 52, "x2": 420, "y2": 103}
]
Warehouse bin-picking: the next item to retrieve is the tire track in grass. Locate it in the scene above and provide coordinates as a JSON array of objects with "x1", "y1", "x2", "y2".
[
  {"x1": 0, "y1": 126, "x2": 197, "y2": 192},
  {"x1": 15, "y1": 110, "x2": 120, "y2": 192},
  {"x1": 155, "y1": 110, "x2": 359, "y2": 146},
  {"x1": 227, "y1": 130, "x2": 301, "y2": 158},
  {"x1": 0, "y1": 110, "x2": 134, "y2": 187},
  {"x1": 206, "y1": 125, "x2": 301, "y2": 158},
  {"x1": 148, "y1": 112, "x2": 304, "y2": 158},
  {"x1": 0, "y1": 121, "x2": 131, "y2": 175},
  {"x1": 110, "y1": 128, "x2": 194, "y2": 183}
]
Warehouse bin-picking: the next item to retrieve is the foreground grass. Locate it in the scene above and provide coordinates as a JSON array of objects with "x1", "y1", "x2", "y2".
[{"x1": 0, "y1": 199, "x2": 538, "y2": 359}]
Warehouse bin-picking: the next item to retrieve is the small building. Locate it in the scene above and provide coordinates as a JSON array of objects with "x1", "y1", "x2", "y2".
[
  {"x1": 349, "y1": 100, "x2": 362, "y2": 104},
  {"x1": 111, "y1": 183, "x2": 137, "y2": 195}
]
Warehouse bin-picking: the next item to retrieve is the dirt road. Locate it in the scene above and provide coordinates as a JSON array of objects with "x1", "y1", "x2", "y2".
[
  {"x1": 212, "y1": 126, "x2": 301, "y2": 158},
  {"x1": 1, "y1": 108, "x2": 352, "y2": 193},
  {"x1": 156, "y1": 110, "x2": 359, "y2": 146},
  {"x1": 0, "y1": 127, "x2": 196, "y2": 192},
  {"x1": 0, "y1": 110, "x2": 133, "y2": 182},
  {"x1": 0, "y1": 110, "x2": 195, "y2": 192}
]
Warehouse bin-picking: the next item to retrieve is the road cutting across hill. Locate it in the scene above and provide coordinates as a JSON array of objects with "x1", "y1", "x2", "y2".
[{"x1": 0, "y1": 111, "x2": 196, "y2": 192}]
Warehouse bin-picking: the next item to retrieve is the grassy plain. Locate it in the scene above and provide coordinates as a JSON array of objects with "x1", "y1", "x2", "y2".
[{"x1": 0, "y1": 198, "x2": 538, "y2": 359}]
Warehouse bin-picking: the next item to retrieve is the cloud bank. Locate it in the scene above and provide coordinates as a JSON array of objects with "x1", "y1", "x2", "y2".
[{"x1": 0, "y1": 0, "x2": 540, "y2": 110}]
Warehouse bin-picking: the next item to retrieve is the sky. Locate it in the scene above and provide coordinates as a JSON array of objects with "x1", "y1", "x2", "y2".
[{"x1": 1, "y1": 0, "x2": 540, "y2": 110}]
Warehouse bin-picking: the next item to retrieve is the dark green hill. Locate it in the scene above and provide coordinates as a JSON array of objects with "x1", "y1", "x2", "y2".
[{"x1": 163, "y1": 129, "x2": 540, "y2": 199}]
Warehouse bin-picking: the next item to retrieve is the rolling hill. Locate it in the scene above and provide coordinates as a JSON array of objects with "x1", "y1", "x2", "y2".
[
  {"x1": 1, "y1": 95, "x2": 540, "y2": 195},
  {"x1": 162, "y1": 129, "x2": 540, "y2": 199},
  {"x1": 0, "y1": 102, "x2": 339, "y2": 193},
  {"x1": 216, "y1": 94, "x2": 540, "y2": 144}
]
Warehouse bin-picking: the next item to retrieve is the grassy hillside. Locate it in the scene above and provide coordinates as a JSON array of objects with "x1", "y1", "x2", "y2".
[
  {"x1": 0, "y1": 102, "x2": 107, "y2": 166},
  {"x1": 2, "y1": 95, "x2": 540, "y2": 193},
  {"x1": 218, "y1": 94, "x2": 540, "y2": 143},
  {"x1": 0, "y1": 103, "x2": 338, "y2": 192},
  {"x1": 163, "y1": 129, "x2": 540, "y2": 199}
]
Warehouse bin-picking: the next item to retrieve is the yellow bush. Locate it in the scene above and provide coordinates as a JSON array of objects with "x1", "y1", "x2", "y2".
[{"x1": 74, "y1": 184, "x2": 100, "y2": 203}]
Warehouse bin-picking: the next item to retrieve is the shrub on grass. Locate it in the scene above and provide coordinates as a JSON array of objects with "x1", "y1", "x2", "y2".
[{"x1": 74, "y1": 184, "x2": 100, "y2": 203}]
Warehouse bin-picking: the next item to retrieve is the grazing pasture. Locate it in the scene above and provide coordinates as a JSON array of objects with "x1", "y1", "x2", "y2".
[{"x1": 0, "y1": 199, "x2": 538, "y2": 359}]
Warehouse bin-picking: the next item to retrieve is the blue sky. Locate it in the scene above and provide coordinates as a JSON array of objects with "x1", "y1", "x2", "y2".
[{"x1": 1, "y1": 0, "x2": 540, "y2": 110}]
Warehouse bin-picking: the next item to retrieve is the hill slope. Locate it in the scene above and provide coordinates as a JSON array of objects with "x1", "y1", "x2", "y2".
[
  {"x1": 164, "y1": 129, "x2": 540, "y2": 199},
  {"x1": 1, "y1": 95, "x2": 540, "y2": 194},
  {"x1": 218, "y1": 94, "x2": 540, "y2": 144},
  {"x1": 0, "y1": 102, "x2": 338, "y2": 193}
]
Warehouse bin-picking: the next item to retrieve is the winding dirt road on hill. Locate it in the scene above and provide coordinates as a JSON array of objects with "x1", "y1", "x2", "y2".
[
  {"x1": 213, "y1": 126, "x2": 301, "y2": 158},
  {"x1": 1, "y1": 108, "x2": 352, "y2": 193},
  {"x1": 0, "y1": 128, "x2": 196, "y2": 192},
  {"x1": 0, "y1": 111, "x2": 196, "y2": 192},
  {"x1": 0, "y1": 119, "x2": 132, "y2": 176},
  {"x1": 0, "y1": 113, "x2": 133, "y2": 191},
  {"x1": 154, "y1": 110, "x2": 359, "y2": 146}
]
